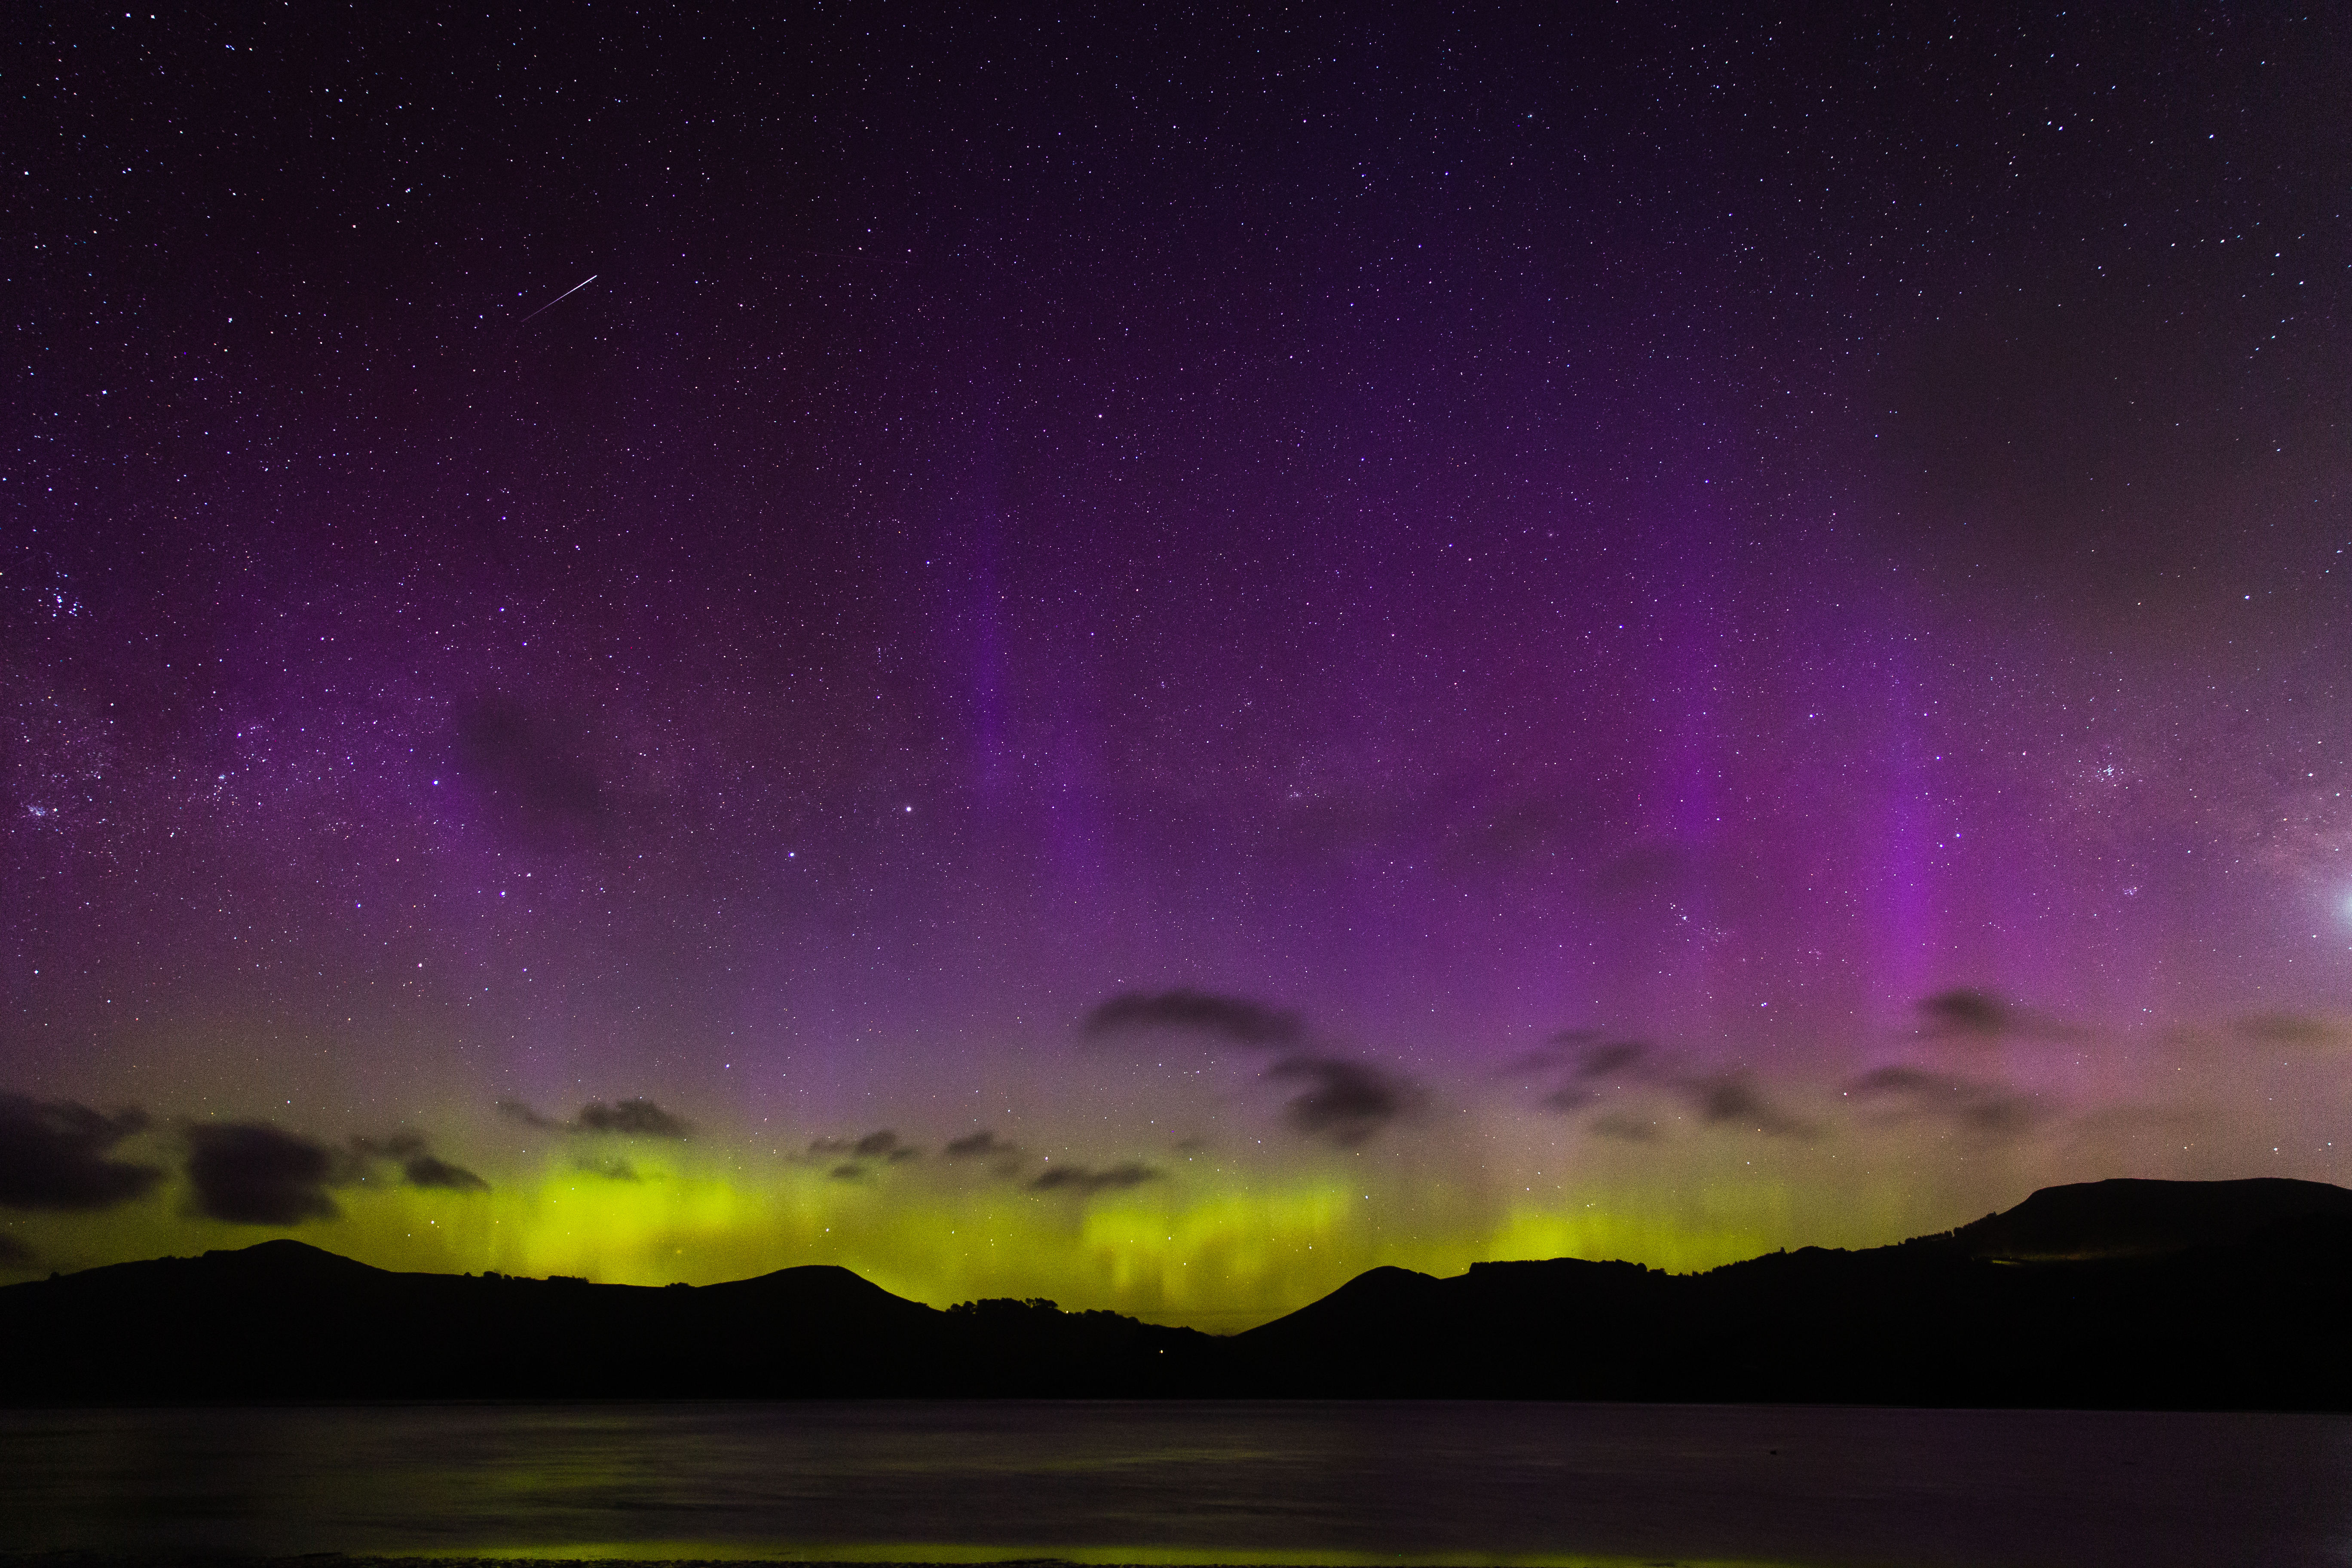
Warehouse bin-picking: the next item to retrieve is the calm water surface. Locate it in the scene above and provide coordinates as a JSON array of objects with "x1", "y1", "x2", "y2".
[{"x1": 0, "y1": 1401, "x2": 2346, "y2": 1568}]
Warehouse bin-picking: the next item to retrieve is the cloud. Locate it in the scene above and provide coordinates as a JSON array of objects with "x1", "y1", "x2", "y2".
[
  {"x1": 1519, "y1": 1034, "x2": 1653, "y2": 1115},
  {"x1": 1082, "y1": 988, "x2": 1303, "y2": 1048},
  {"x1": 1267, "y1": 1057, "x2": 1417, "y2": 1146},
  {"x1": 0, "y1": 1095, "x2": 164, "y2": 1212},
  {"x1": 454, "y1": 698, "x2": 606, "y2": 848},
  {"x1": 0, "y1": 1233, "x2": 31, "y2": 1268},
  {"x1": 185, "y1": 1123, "x2": 341, "y2": 1225},
  {"x1": 1501, "y1": 1049, "x2": 1567, "y2": 1078},
  {"x1": 1574, "y1": 1040, "x2": 1650, "y2": 1078},
  {"x1": 577, "y1": 1158, "x2": 640, "y2": 1182},
  {"x1": 1848, "y1": 1066, "x2": 2043, "y2": 1137},
  {"x1": 1589, "y1": 1112, "x2": 1664, "y2": 1143},
  {"x1": 502, "y1": 1097, "x2": 693, "y2": 1138},
  {"x1": 402, "y1": 1154, "x2": 490, "y2": 1192},
  {"x1": 1681, "y1": 1073, "x2": 1816, "y2": 1139},
  {"x1": 828, "y1": 1163, "x2": 865, "y2": 1182},
  {"x1": 1508, "y1": 1032, "x2": 1648, "y2": 1083},
  {"x1": 809, "y1": 1129, "x2": 917, "y2": 1163},
  {"x1": 2237, "y1": 1012, "x2": 2349, "y2": 1047},
  {"x1": 1915, "y1": 987, "x2": 2082, "y2": 1045},
  {"x1": 943, "y1": 1130, "x2": 1016, "y2": 1159},
  {"x1": 349, "y1": 1133, "x2": 428, "y2": 1160},
  {"x1": 575, "y1": 1099, "x2": 693, "y2": 1138},
  {"x1": 1918, "y1": 988, "x2": 2010, "y2": 1038},
  {"x1": 351, "y1": 1133, "x2": 490, "y2": 1192},
  {"x1": 1030, "y1": 1162, "x2": 1161, "y2": 1193}
]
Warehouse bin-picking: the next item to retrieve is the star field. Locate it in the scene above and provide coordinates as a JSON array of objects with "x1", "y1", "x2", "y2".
[{"x1": 4, "y1": 6, "x2": 2348, "y2": 1323}]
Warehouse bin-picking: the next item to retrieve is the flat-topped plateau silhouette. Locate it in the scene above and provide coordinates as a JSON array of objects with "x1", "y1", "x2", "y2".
[{"x1": 9, "y1": 1177, "x2": 2349, "y2": 1407}]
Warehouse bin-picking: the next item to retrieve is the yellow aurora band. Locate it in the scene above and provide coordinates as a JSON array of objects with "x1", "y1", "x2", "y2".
[{"x1": 0, "y1": 1116, "x2": 1997, "y2": 1327}]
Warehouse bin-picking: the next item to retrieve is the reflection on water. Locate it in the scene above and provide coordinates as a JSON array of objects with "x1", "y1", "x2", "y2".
[{"x1": 0, "y1": 1401, "x2": 2346, "y2": 1567}]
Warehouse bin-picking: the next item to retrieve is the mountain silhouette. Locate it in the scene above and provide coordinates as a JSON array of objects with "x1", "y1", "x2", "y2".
[
  {"x1": 0, "y1": 1240, "x2": 1218, "y2": 1401},
  {"x1": 7, "y1": 1177, "x2": 2352, "y2": 1406},
  {"x1": 1228, "y1": 1176, "x2": 2352, "y2": 1405},
  {"x1": 1951, "y1": 1176, "x2": 2352, "y2": 1259}
]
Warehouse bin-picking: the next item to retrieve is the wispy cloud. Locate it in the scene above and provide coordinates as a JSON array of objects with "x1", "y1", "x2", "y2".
[
  {"x1": 1031, "y1": 1162, "x2": 1161, "y2": 1194},
  {"x1": 498, "y1": 1097, "x2": 693, "y2": 1138},
  {"x1": 1083, "y1": 988, "x2": 1303, "y2": 1048},
  {"x1": 1267, "y1": 1057, "x2": 1418, "y2": 1146},
  {"x1": 1849, "y1": 1066, "x2": 2044, "y2": 1138}
]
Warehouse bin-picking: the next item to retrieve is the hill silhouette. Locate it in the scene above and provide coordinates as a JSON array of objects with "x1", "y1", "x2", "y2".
[
  {"x1": 0, "y1": 1240, "x2": 1219, "y2": 1401},
  {"x1": 1229, "y1": 1176, "x2": 2352, "y2": 1406},
  {"x1": 7, "y1": 1177, "x2": 2352, "y2": 1406},
  {"x1": 1951, "y1": 1175, "x2": 2352, "y2": 1259}
]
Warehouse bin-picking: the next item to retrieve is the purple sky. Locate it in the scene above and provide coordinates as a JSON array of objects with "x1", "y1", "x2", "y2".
[{"x1": 4, "y1": 7, "x2": 2348, "y2": 1320}]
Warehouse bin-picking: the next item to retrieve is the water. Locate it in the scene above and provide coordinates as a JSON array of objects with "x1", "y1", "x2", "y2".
[{"x1": 0, "y1": 1401, "x2": 2346, "y2": 1567}]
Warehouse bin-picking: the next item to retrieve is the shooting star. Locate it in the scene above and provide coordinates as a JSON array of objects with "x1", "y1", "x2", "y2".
[{"x1": 518, "y1": 275, "x2": 598, "y2": 325}]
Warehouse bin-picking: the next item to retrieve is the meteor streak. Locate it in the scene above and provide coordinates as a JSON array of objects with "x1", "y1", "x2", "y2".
[{"x1": 518, "y1": 274, "x2": 598, "y2": 324}]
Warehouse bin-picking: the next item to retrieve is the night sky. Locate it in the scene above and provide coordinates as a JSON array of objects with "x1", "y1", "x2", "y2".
[{"x1": 6, "y1": 6, "x2": 2347, "y2": 1325}]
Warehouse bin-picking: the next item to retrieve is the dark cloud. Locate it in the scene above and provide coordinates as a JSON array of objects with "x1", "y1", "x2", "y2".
[
  {"x1": 349, "y1": 1132, "x2": 429, "y2": 1160},
  {"x1": 1267, "y1": 1057, "x2": 1416, "y2": 1146},
  {"x1": 944, "y1": 1130, "x2": 1016, "y2": 1159},
  {"x1": 349, "y1": 1133, "x2": 490, "y2": 1193},
  {"x1": 1918, "y1": 988, "x2": 2010, "y2": 1038},
  {"x1": 1030, "y1": 1162, "x2": 1161, "y2": 1194},
  {"x1": 809, "y1": 1129, "x2": 915, "y2": 1163},
  {"x1": 1683, "y1": 1074, "x2": 1816, "y2": 1139},
  {"x1": 1849, "y1": 1066, "x2": 2043, "y2": 1137},
  {"x1": 186, "y1": 1123, "x2": 340, "y2": 1225},
  {"x1": 577, "y1": 1157, "x2": 640, "y2": 1182},
  {"x1": 402, "y1": 1154, "x2": 490, "y2": 1192},
  {"x1": 1503, "y1": 1029, "x2": 1611, "y2": 1077},
  {"x1": 574, "y1": 1099, "x2": 693, "y2": 1138},
  {"x1": 2238, "y1": 1012, "x2": 2346, "y2": 1047},
  {"x1": 1520, "y1": 1035, "x2": 1650, "y2": 1112},
  {"x1": 828, "y1": 1163, "x2": 865, "y2": 1182},
  {"x1": 0, "y1": 1095, "x2": 164, "y2": 1212},
  {"x1": 1916, "y1": 988, "x2": 2082, "y2": 1045},
  {"x1": 1082, "y1": 988, "x2": 1302, "y2": 1048},
  {"x1": 1576, "y1": 1040, "x2": 1649, "y2": 1078},
  {"x1": 1589, "y1": 1112, "x2": 1664, "y2": 1143},
  {"x1": 454, "y1": 698, "x2": 606, "y2": 849},
  {"x1": 503, "y1": 1097, "x2": 694, "y2": 1138},
  {"x1": 0, "y1": 1232, "x2": 32, "y2": 1268}
]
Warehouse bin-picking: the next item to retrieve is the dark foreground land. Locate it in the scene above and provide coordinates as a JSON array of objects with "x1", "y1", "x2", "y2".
[
  {"x1": 8, "y1": 1177, "x2": 2352, "y2": 1407},
  {"x1": 0, "y1": 1561, "x2": 1200, "y2": 1568},
  {"x1": 1, "y1": 1560, "x2": 1202, "y2": 1568},
  {"x1": 6, "y1": 1561, "x2": 1398, "y2": 1568}
]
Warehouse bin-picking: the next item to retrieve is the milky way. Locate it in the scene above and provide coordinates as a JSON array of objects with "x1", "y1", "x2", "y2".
[{"x1": 5, "y1": 8, "x2": 2347, "y2": 1323}]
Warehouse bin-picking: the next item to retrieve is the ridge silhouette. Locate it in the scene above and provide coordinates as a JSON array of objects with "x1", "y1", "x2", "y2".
[{"x1": 8, "y1": 1177, "x2": 2350, "y2": 1407}]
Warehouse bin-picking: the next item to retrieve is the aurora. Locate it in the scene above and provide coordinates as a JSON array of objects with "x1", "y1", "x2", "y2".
[{"x1": 5, "y1": 7, "x2": 2349, "y2": 1326}]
